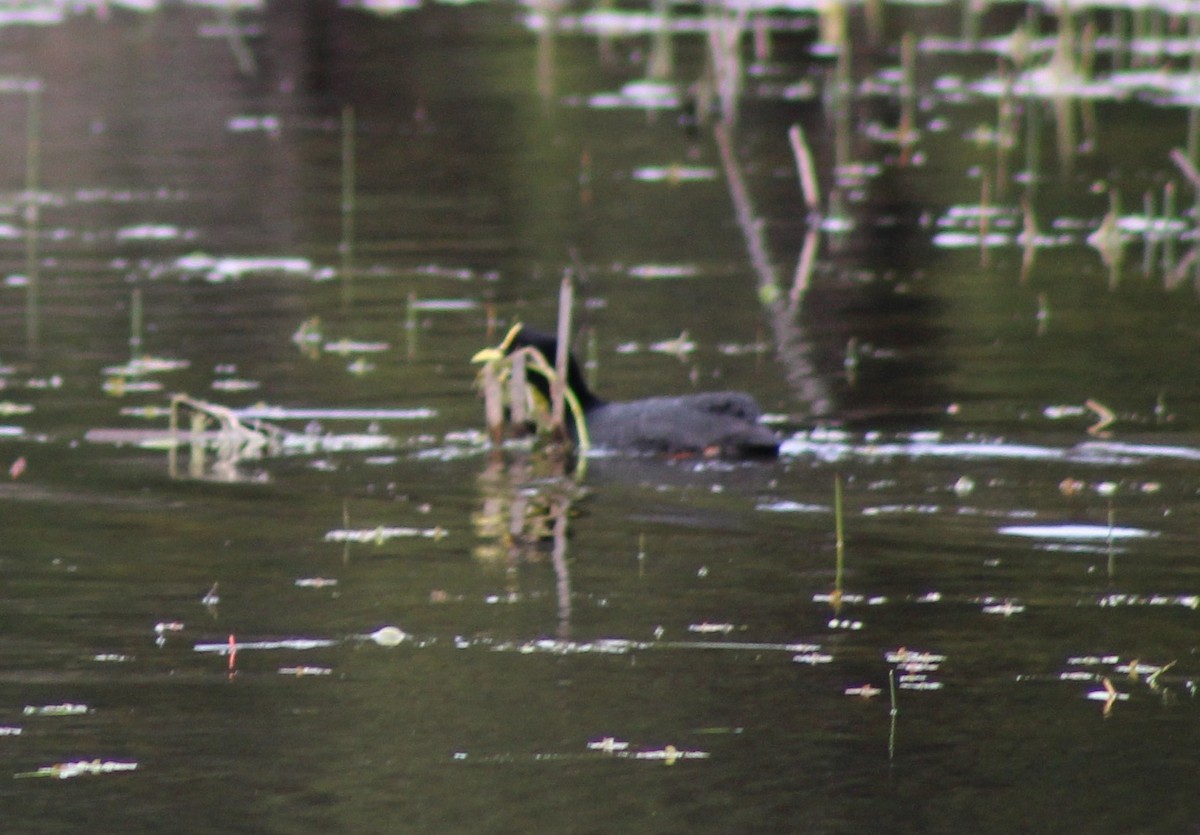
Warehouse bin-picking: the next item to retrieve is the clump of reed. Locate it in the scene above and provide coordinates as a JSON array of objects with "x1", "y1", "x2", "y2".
[{"x1": 472, "y1": 277, "x2": 589, "y2": 455}]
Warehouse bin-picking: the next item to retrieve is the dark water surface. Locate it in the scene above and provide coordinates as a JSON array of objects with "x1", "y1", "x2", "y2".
[{"x1": 4, "y1": 2, "x2": 1200, "y2": 833}]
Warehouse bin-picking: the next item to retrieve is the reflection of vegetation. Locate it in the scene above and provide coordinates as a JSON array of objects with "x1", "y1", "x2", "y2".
[
  {"x1": 168, "y1": 393, "x2": 287, "y2": 481},
  {"x1": 472, "y1": 449, "x2": 587, "y2": 637}
]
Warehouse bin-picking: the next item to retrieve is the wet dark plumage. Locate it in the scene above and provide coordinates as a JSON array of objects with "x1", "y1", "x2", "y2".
[{"x1": 508, "y1": 327, "x2": 780, "y2": 458}]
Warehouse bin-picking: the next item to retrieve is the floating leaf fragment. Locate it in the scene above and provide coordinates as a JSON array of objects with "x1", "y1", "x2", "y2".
[
  {"x1": 632, "y1": 165, "x2": 718, "y2": 183},
  {"x1": 627, "y1": 264, "x2": 697, "y2": 280},
  {"x1": 294, "y1": 577, "x2": 338, "y2": 588},
  {"x1": 15, "y1": 759, "x2": 137, "y2": 780},
  {"x1": 587, "y1": 737, "x2": 630, "y2": 753},
  {"x1": 23, "y1": 703, "x2": 89, "y2": 717},
  {"x1": 324, "y1": 525, "x2": 447, "y2": 543},
  {"x1": 324, "y1": 339, "x2": 390, "y2": 355},
  {"x1": 688, "y1": 622, "x2": 736, "y2": 635},
  {"x1": 369, "y1": 626, "x2": 408, "y2": 646},
  {"x1": 211, "y1": 379, "x2": 260, "y2": 392},
  {"x1": 279, "y1": 666, "x2": 332, "y2": 676},
  {"x1": 793, "y1": 651, "x2": 835, "y2": 665}
]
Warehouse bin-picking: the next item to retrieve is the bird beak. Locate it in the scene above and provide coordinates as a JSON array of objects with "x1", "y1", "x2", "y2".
[
  {"x1": 471, "y1": 347, "x2": 504, "y2": 364},
  {"x1": 471, "y1": 322, "x2": 523, "y2": 364}
]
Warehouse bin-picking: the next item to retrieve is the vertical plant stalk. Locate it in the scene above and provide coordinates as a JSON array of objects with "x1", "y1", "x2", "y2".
[
  {"x1": 899, "y1": 31, "x2": 916, "y2": 166},
  {"x1": 790, "y1": 227, "x2": 819, "y2": 305},
  {"x1": 787, "y1": 124, "x2": 821, "y2": 215},
  {"x1": 833, "y1": 473, "x2": 845, "y2": 613},
  {"x1": 482, "y1": 362, "x2": 504, "y2": 445},
  {"x1": 217, "y1": 0, "x2": 256, "y2": 77},
  {"x1": 1106, "y1": 499, "x2": 1116, "y2": 580},
  {"x1": 1162, "y1": 180, "x2": 1176, "y2": 278},
  {"x1": 509, "y1": 349, "x2": 527, "y2": 431},
  {"x1": 1141, "y1": 190, "x2": 1156, "y2": 278},
  {"x1": 648, "y1": 0, "x2": 673, "y2": 81},
  {"x1": 979, "y1": 172, "x2": 991, "y2": 268},
  {"x1": 552, "y1": 275, "x2": 574, "y2": 434},
  {"x1": 25, "y1": 83, "x2": 40, "y2": 352},
  {"x1": 130, "y1": 288, "x2": 144, "y2": 359},
  {"x1": 340, "y1": 105, "x2": 356, "y2": 304},
  {"x1": 1189, "y1": 11, "x2": 1200, "y2": 165},
  {"x1": 405, "y1": 291, "x2": 418, "y2": 359},
  {"x1": 888, "y1": 668, "x2": 898, "y2": 760},
  {"x1": 1020, "y1": 197, "x2": 1037, "y2": 284}
]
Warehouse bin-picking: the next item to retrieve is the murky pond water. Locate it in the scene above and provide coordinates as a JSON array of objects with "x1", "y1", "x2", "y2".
[{"x1": 5, "y1": 2, "x2": 1200, "y2": 832}]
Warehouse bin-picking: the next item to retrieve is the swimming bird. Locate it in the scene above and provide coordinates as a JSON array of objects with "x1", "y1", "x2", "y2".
[{"x1": 479, "y1": 324, "x2": 780, "y2": 458}]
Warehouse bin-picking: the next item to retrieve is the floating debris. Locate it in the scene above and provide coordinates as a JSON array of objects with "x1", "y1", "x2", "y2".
[
  {"x1": 200, "y1": 583, "x2": 220, "y2": 607},
  {"x1": 324, "y1": 339, "x2": 390, "y2": 355},
  {"x1": 23, "y1": 703, "x2": 89, "y2": 717},
  {"x1": 116, "y1": 224, "x2": 186, "y2": 241},
  {"x1": 629, "y1": 745, "x2": 709, "y2": 764},
  {"x1": 827, "y1": 618, "x2": 863, "y2": 631},
  {"x1": 999, "y1": 524, "x2": 1156, "y2": 540},
  {"x1": 408, "y1": 264, "x2": 488, "y2": 280},
  {"x1": 233, "y1": 405, "x2": 435, "y2": 421},
  {"x1": 886, "y1": 648, "x2": 946, "y2": 691},
  {"x1": 323, "y1": 525, "x2": 447, "y2": 544},
  {"x1": 119, "y1": 405, "x2": 172, "y2": 419},
  {"x1": 154, "y1": 620, "x2": 184, "y2": 648},
  {"x1": 627, "y1": 264, "x2": 698, "y2": 280},
  {"x1": 1065, "y1": 655, "x2": 1120, "y2": 667},
  {"x1": 632, "y1": 165, "x2": 718, "y2": 183},
  {"x1": 756, "y1": 499, "x2": 828, "y2": 513},
  {"x1": 294, "y1": 577, "x2": 338, "y2": 589},
  {"x1": 211, "y1": 379, "x2": 260, "y2": 392},
  {"x1": 980, "y1": 598, "x2": 1025, "y2": 616},
  {"x1": 278, "y1": 666, "x2": 333, "y2": 676},
  {"x1": 103, "y1": 357, "x2": 190, "y2": 376},
  {"x1": 102, "y1": 378, "x2": 163, "y2": 395},
  {"x1": 793, "y1": 650, "x2": 835, "y2": 665},
  {"x1": 587, "y1": 737, "x2": 630, "y2": 753},
  {"x1": 15, "y1": 759, "x2": 137, "y2": 780},
  {"x1": 172, "y1": 253, "x2": 319, "y2": 283},
  {"x1": 227, "y1": 114, "x2": 280, "y2": 135},
  {"x1": 687, "y1": 622, "x2": 736, "y2": 635},
  {"x1": 368, "y1": 626, "x2": 408, "y2": 646},
  {"x1": 1096, "y1": 593, "x2": 1198, "y2": 609},
  {"x1": 407, "y1": 298, "x2": 478, "y2": 311},
  {"x1": 587, "y1": 80, "x2": 679, "y2": 110},
  {"x1": 648, "y1": 333, "x2": 696, "y2": 358},
  {"x1": 814, "y1": 592, "x2": 887, "y2": 606},
  {"x1": 347, "y1": 358, "x2": 375, "y2": 376},
  {"x1": 1086, "y1": 684, "x2": 1130, "y2": 703},
  {"x1": 194, "y1": 637, "x2": 337, "y2": 653}
]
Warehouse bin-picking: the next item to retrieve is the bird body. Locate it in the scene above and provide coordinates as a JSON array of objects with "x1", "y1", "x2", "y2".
[{"x1": 499, "y1": 326, "x2": 779, "y2": 458}]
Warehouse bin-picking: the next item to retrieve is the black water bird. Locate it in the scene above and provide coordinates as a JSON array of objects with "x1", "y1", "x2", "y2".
[{"x1": 492, "y1": 325, "x2": 780, "y2": 458}]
